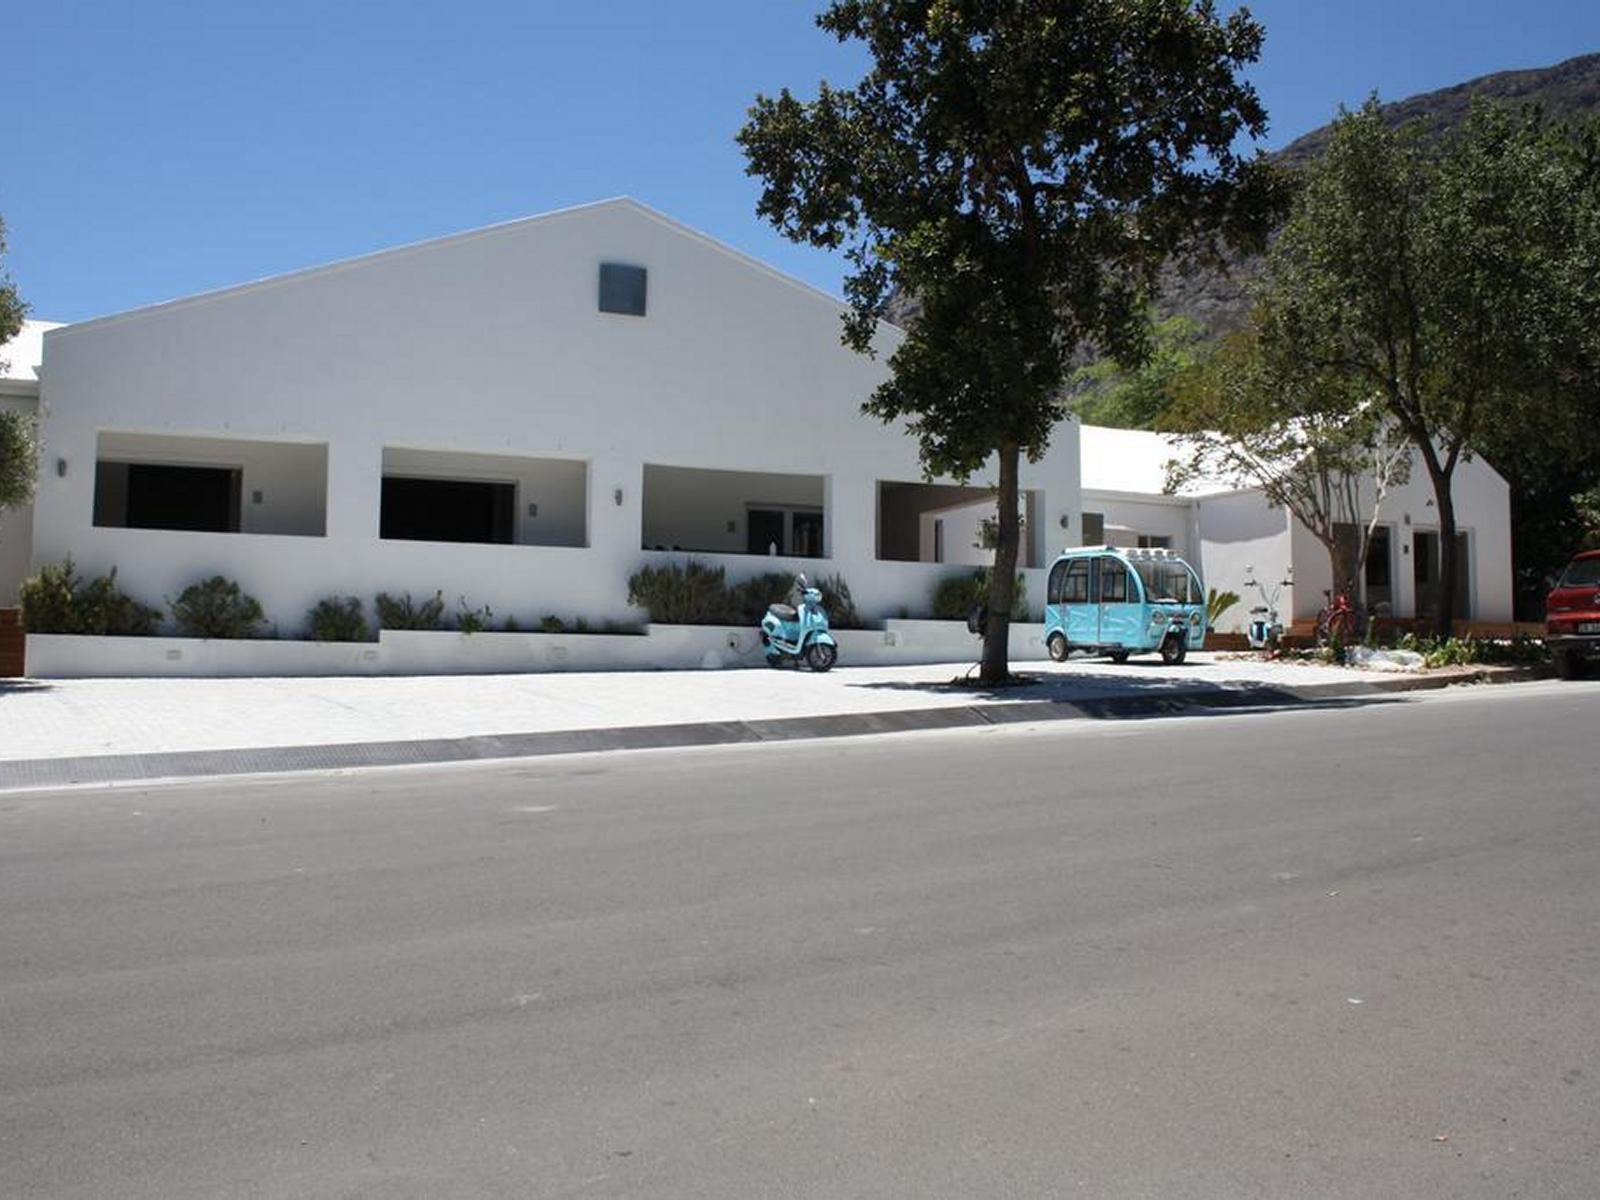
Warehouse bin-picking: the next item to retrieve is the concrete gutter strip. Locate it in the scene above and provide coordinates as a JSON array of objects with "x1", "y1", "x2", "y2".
[{"x1": 0, "y1": 667, "x2": 1539, "y2": 793}]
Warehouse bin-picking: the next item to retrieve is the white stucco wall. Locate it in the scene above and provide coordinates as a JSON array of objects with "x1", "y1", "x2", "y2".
[
  {"x1": 1281, "y1": 451, "x2": 1513, "y2": 624},
  {"x1": 30, "y1": 200, "x2": 1081, "y2": 631},
  {"x1": 1193, "y1": 491, "x2": 1292, "y2": 633},
  {"x1": 1082, "y1": 491, "x2": 1196, "y2": 557}
]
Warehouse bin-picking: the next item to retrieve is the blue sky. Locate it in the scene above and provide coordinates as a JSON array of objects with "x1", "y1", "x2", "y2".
[{"x1": 6, "y1": 1, "x2": 1599, "y2": 323}]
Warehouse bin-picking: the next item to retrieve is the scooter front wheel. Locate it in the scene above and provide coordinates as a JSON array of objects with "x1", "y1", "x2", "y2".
[{"x1": 805, "y1": 642, "x2": 837, "y2": 672}]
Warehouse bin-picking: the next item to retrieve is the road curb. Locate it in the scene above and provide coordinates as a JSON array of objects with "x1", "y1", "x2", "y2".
[{"x1": 1, "y1": 667, "x2": 1544, "y2": 793}]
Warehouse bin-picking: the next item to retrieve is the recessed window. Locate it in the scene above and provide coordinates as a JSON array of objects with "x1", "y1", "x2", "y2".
[
  {"x1": 380, "y1": 448, "x2": 588, "y2": 547},
  {"x1": 93, "y1": 432, "x2": 327, "y2": 537},
  {"x1": 96, "y1": 463, "x2": 241, "y2": 533},
  {"x1": 598, "y1": 263, "x2": 648, "y2": 316},
  {"x1": 381, "y1": 478, "x2": 515, "y2": 544}
]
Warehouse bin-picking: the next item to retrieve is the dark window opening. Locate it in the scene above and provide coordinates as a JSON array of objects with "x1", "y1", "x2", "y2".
[
  {"x1": 1048, "y1": 560, "x2": 1092, "y2": 605},
  {"x1": 95, "y1": 462, "x2": 241, "y2": 532},
  {"x1": 381, "y1": 477, "x2": 515, "y2": 544},
  {"x1": 1081, "y1": 511, "x2": 1105, "y2": 546},
  {"x1": 1098, "y1": 558, "x2": 1129, "y2": 603},
  {"x1": 792, "y1": 511, "x2": 824, "y2": 558},
  {"x1": 746, "y1": 509, "x2": 786, "y2": 556},
  {"x1": 599, "y1": 263, "x2": 648, "y2": 316}
]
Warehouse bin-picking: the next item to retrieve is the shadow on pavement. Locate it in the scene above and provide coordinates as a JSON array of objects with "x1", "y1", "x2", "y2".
[{"x1": 0, "y1": 679, "x2": 53, "y2": 695}]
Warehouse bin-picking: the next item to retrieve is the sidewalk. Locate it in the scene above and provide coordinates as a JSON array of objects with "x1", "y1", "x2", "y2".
[{"x1": 0, "y1": 653, "x2": 1532, "y2": 790}]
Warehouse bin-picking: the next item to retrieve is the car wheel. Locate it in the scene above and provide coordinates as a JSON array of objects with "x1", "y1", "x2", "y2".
[
  {"x1": 1159, "y1": 634, "x2": 1187, "y2": 666},
  {"x1": 805, "y1": 642, "x2": 837, "y2": 672},
  {"x1": 1047, "y1": 632, "x2": 1069, "y2": 662}
]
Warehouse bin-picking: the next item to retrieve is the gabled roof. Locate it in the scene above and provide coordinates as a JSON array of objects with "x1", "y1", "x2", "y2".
[
  {"x1": 1078, "y1": 423, "x2": 1239, "y2": 498},
  {"x1": 47, "y1": 198, "x2": 862, "y2": 338},
  {"x1": 0, "y1": 319, "x2": 64, "y2": 380}
]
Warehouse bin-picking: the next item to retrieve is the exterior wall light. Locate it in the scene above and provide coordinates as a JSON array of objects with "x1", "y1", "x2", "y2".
[
  {"x1": 1059, "y1": 513, "x2": 1070, "y2": 529},
  {"x1": 613, "y1": 487, "x2": 624, "y2": 507},
  {"x1": 56, "y1": 458, "x2": 68, "y2": 478}
]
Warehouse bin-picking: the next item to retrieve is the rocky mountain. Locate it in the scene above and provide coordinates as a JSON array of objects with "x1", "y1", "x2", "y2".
[
  {"x1": 886, "y1": 52, "x2": 1600, "y2": 339},
  {"x1": 1155, "y1": 51, "x2": 1600, "y2": 339}
]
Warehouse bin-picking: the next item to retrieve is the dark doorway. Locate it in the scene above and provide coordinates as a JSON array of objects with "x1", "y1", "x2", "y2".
[
  {"x1": 381, "y1": 477, "x2": 515, "y2": 544},
  {"x1": 95, "y1": 462, "x2": 242, "y2": 532},
  {"x1": 747, "y1": 509, "x2": 786, "y2": 556},
  {"x1": 1413, "y1": 530, "x2": 1471, "y2": 622}
]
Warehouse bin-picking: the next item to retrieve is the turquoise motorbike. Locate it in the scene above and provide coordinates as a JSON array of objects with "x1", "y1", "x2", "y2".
[{"x1": 759, "y1": 574, "x2": 838, "y2": 671}]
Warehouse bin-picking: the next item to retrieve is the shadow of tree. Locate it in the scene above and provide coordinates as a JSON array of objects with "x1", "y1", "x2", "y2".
[{"x1": 0, "y1": 679, "x2": 53, "y2": 695}]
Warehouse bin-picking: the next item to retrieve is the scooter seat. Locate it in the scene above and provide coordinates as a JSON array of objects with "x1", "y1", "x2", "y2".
[{"x1": 767, "y1": 603, "x2": 798, "y2": 620}]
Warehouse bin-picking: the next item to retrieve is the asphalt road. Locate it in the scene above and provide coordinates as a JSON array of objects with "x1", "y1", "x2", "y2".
[{"x1": 3, "y1": 679, "x2": 1596, "y2": 1198}]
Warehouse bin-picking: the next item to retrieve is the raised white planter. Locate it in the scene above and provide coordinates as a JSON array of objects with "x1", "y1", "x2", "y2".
[
  {"x1": 378, "y1": 626, "x2": 762, "y2": 675},
  {"x1": 24, "y1": 619, "x2": 1049, "y2": 678},
  {"x1": 25, "y1": 634, "x2": 384, "y2": 679}
]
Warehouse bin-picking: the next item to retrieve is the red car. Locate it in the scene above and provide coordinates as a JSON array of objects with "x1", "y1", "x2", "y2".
[{"x1": 1547, "y1": 549, "x2": 1600, "y2": 680}]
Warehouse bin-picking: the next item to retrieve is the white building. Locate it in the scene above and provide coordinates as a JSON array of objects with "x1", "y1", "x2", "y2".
[
  {"x1": 1, "y1": 202, "x2": 1515, "y2": 672},
  {"x1": 18, "y1": 200, "x2": 1078, "y2": 640},
  {"x1": 1078, "y1": 424, "x2": 1514, "y2": 631}
]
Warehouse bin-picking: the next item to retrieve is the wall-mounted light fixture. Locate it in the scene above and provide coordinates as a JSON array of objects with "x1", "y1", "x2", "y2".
[
  {"x1": 55, "y1": 458, "x2": 67, "y2": 478},
  {"x1": 1058, "y1": 513, "x2": 1071, "y2": 529},
  {"x1": 613, "y1": 488, "x2": 624, "y2": 507}
]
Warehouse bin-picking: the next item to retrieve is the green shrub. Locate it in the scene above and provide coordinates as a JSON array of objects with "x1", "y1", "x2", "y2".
[
  {"x1": 1206, "y1": 587, "x2": 1241, "y2": 631},
  {"x1": 19, "y1": 559, "x2": 161, "y2": 635},
  {"x1": 1395, "y1": 632, "x2": 1549, "y2": 668},
  {"x1": 933, "y1": 569, "x2": 1029, "y2": 622},
  {"x1": 815, "y1": 572, "x2": 862, "y2": 629},
  {"x1": 729, "y1": 571, "x2": 798, "y2": 623},
  {"x1": 539, "y1": 614, "x2": 564, "y2": 633},
  {"x1": 456, "y1": 598, "x2": 494, "y2": 635},
  {"x1": 171, "y1": 576, "x2": 265, "y2": 639},
  {"x1": 627, "y1": 560, "x2": 735, "y2": 625},
  {"x1": 374, "y1": 590, "x2": 446, "y2": 630},
  {"x1": 306, "y1": 596, "x2": 369, "y2": 642}
]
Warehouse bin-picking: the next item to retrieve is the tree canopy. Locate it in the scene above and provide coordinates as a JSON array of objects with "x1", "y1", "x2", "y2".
[
  {"x1": 0, "y1": 214, "x2": 35, "y2": 518},
  {"x1": 1067, "y1": 314, "x2": 1212, "y2": 430},
  {"x1": 739, "y1": 0, "x2": 1280, "y2": 680},
  {"x1": 1163, "y1": 329, "x2": 1411, "y2": 604},
  {"x1": 1250, "y1": 97, "x2": 1600, "y2": 633}
]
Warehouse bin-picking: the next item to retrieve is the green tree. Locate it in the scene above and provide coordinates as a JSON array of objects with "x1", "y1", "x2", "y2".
[
  {"x1": 0, "y1": 214, "x2": 33, "y2": 518},
  {"x1": 1067, "y1": 315, "x2": 1212, "y2": 430},
  {"x1": 738, "y1": 0, "x2": 1278, "y2": 681},
  {"x1": 1163, "y1": 330, "x2": 1411, "y2": 604},
  {"x1": 1256, "y1": 98, "x2": 1597, "y2": 634}
]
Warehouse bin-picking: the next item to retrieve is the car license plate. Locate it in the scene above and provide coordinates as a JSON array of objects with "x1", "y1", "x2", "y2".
[{"x1": 1579, "y1": 622, "x2": 1600, "y2": 634}]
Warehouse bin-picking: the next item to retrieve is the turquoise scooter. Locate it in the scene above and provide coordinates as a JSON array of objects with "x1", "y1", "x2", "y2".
[{"x1": 759, "y1": 574, "x2": 838, "y2": 671}]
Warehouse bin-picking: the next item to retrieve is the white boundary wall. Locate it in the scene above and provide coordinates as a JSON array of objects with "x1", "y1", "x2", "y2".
[{"x1": 25, "y1": 619, "x2": 1048, "y2": 679}]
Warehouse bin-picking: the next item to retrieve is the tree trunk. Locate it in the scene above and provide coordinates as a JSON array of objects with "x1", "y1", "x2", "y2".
[
  {"x1": 981, "y1": 442, "x2": 1022, "y2": 684},
  {"x1": 1435, "y1": 483, "x2": 1458, "y2": 638},
  {"x1": 1328, "y1": 535, "x2": 1358, "y2": 607}
]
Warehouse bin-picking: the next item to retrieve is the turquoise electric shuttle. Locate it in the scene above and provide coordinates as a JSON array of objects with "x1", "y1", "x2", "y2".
[{"x1": 1043, "y1": 546, "x2": 1206, "y2": 665}]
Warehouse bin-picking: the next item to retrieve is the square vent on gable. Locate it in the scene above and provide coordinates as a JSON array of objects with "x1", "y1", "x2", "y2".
[{"x1": 598, "y1": 263, "x2": 647, "y2": 316}]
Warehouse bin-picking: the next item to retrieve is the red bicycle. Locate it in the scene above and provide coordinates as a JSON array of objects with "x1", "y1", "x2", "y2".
[{"x1": 1315, "y1": 588, "x2": 1364, "y2": 647}]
